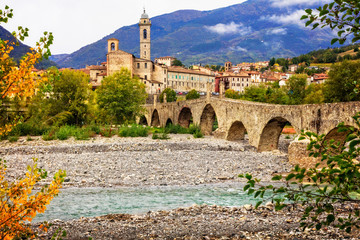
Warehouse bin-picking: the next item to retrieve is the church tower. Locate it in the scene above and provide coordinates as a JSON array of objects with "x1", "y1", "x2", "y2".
[{"x1": 139, "y1": 9, "x2": 151, "y2": 60}]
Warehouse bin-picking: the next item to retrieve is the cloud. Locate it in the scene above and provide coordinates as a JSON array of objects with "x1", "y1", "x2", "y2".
[
  {"x1": 270, "y1": 0, "x2": 331, "y2": 8},
  {"x1": 205, "y1": 22, "x2": 252, "y2": 35},
  {"x1": 266, "y1": 28, "x2": 287, "y2": 35},
  {"x1": 230, "y1": 46, "x2": 248, "y2": 52},
  {"x1": 261, "y1": 9, "x2": 307, "y2": 28}
]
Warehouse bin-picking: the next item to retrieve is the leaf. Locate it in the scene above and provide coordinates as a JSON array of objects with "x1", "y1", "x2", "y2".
[
  {"x1": 272, "y1": 175, "x2": 282, "y2": 181},
  {"x1": 327, "y1": 214, "x2": 335, "y2": 223},
  {"x1": 255, "y1": 201, "x2": 262, "y2": 209},
  {"x1": 331, "y1": 38, "x2": 339, "y2": 44}
]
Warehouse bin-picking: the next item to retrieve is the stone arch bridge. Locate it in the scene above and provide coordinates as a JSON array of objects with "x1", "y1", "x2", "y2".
[{"x1": 141, "y1": 98, "x2": 360, "y2": 152}]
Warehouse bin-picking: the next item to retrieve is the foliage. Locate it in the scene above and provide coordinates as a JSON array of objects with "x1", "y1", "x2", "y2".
[
  {"x1": 118, "y1": 125, "x2": 149, "y2": 137},
  {"x1": 304, "y1": 84, "x2": 325, "y2": 104},
  {"x1": 186, "y1": 89, "x2": 200, "y2": 100},
  {"x1": 7, "y1": 135, "x2": 18, "y2": 142},
  {"x1": 193, "y1": 129, "x2": 204, "y2": 138},
  {"x1": 240, "y1": 113, "x2": 360, "y2": 233},
  {"x1": 0, "y1": 158, "x2": 65, "y2": 239},
  {"x1": 28, "y1": 68, "x2": 91, "y2": 127},
  {"x1": 96, "y1": 68, "x2": 147, "y2": 124},
  {"x1": 55, "y1": 125, "x2": 76, "y2": 140},
  {"x1": 323, "y1": 60, "x2": 360, "y2": 102},
  {"x1": 0, "y1": 5, "x2": 53, "y2": 137},
  {"x1": 165, "y1": 124, "x2": 190, "y2": 134},
  {"x1": 225, "y1": 89, "x2": 241, "y2": 99},
  {"x1": 172, "y1": 59, "x2": 183, "y2": 67},
  {"x1": 286, "y1": 74, "x2": 308, "y2": 105},
  {"x1": 302, "y1": 1, "x2": 360, "y2": 44},
  {"x1": 152, "y1": 132, "x2": 170, "y2": 140},
  {"x1": 99, "y1": 127, "x2": 115, "y2": 138},
  {"x1": 159, "y1": 88, "x2": 177, "y2": 103}
]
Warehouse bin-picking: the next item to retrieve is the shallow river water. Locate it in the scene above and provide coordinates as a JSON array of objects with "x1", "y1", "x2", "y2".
[{"x1": 35, "y1": 182, "x2": 260, "y2": 222}]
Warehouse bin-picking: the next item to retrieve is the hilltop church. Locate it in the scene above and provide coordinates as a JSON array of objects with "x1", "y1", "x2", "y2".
[{"x1": 89, "y1": 10, "x2": 215, "y2": 94}]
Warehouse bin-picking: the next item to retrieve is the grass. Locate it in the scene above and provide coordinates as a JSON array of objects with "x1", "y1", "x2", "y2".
[
  {"x1": 55, "y1": 125, "x2": 76, "y2": 140},
  {"x1": 193, "y1": 129, "x2": 204, "y2": 138},
  {"x1": 99, "y1": 127, "x2": 115, "y2": 138}
]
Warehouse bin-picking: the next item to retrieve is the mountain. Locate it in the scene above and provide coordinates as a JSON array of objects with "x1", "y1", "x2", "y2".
[
  {"x1": 0, "y1": 26, "x2": 58, "y2": 69},
  {"x1": 55, "y1": 0, "x2": 341, "y2": 68}
]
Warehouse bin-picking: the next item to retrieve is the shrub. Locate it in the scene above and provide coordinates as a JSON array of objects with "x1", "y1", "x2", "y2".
[
  {"x1": 55, "y1": 125, "x2": 76, "y2": 140},
  {"x1": 74, "y1": 128, "x2": 94, "y2": 140},
  {"x1": 42, "y1": 129, "x2": 56, "y2": 141},
  {"x1": 193, "y1": 129, "x2": 204, "y2": 138},
  {"x1": 188, "y1": 124, "x2": 201, "y2": 134},
  {"x1": 8, "y1": 135, "x2": 19, "y2": 142},
  {"x1": 225, "y1": 89, "x2": 241, "y2": 99},
  {"x1": 100, "y1": 127, "x2": 115, "y2": 138},
  {"x1": 186, "y1": 89, "x2": 200, "y2": 100},
  {"x1": 165, "y1": 124, "x2": 189, "y2": 134},
  {"x1": 118, "y1": 125, "x2": 149, "y2": 137},
  {"x1": 152, "y1": 132, "x2": 170, "y2": 140}
]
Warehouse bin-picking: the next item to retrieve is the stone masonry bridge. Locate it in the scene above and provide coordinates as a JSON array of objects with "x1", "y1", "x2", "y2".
[{"x1": 140, "y1": 96, "x2": 360, "y2": 152}]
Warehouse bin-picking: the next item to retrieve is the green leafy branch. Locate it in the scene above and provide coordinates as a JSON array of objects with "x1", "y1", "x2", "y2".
[{"x1": 301, "y1": 0, "x2": 360, "y2": 44}]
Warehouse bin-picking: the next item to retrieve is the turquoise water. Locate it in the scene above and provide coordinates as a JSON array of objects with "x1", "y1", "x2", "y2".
[{"x1": 35, "y1": 183, "x2": 259, "y2": 222}]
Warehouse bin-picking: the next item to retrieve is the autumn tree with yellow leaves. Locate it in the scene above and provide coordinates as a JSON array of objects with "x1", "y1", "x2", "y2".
[{"x1": 0, "y1": 5, "x2": 65, "y2": 239}]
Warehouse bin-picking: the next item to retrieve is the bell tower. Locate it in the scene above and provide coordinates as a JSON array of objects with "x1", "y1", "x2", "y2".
[{"x1": 139, "y1": 9, "x2": 151, "y2": 60}]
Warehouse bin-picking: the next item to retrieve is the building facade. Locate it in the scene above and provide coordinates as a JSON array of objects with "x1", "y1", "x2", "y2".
[{"x1": 97, "y1": 10, "x2": 215, "y2": 95}]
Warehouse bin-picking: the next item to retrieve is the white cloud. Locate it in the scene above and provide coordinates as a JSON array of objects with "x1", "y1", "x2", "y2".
[
  {"x1": 267, "y1": 28, "x2": 287, "y2": 35},
  {"x1": 270, "y1": 0, "x2": 331, "y2": 8},
  {"x1": 261, "y1": 9, "x2": 307, "y2": 28},
  {"x1": 205, "y1": 22, "x2": 252, "y2": 35},
  {"x1": 230, "y1": 46, "x2": 248, "y2": 52}
]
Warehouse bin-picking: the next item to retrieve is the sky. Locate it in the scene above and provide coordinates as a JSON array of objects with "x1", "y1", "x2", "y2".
[{"x1": 0, "y1": 0, "x2": 247, "y2": 54}]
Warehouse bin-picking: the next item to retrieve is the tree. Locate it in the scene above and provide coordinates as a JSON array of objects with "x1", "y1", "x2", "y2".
[
  {"x1": 159, "y1": 88, "x2": 177, "y2": 103},
  {"x1": 186, "y1": 89, "x2": 200, "y2": 100},
  {"x1": 240, "y1": 114, "x2": 360, "y2": 233},
  {"x1": 286, "y1": 74, "x2": 308, "y2": 105},
  {"x1": 172, "y1": 59, "x2": 183, "y2": 67},
  {"x1": 29, "y1": 68, "x2": 91, "y2": 126},
  {"x1": 0, "y1": 5, "x2": 53, "y2": 136},
  {"x1": 323, "y1": 60, "x2": 360, "y2": 102},
  {"x1": 96, "y1": 68, "x2": 147, "y2": 124},
  {"x1": 269, "y1": 57, "x2": 276, "y2": 67},
  {"x1": 304, "y1": 83, "x2": 325, "y2": 104},
  {"x1": 302, "y1": 1, "x2": 360, "y2": 44},
  {"x1": 0, "y1": 4, "x2": 65, "y2": 239}
]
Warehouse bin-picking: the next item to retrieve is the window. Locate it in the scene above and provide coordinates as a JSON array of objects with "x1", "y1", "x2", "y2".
[
  {"x1": 143, "y1": 29, "x2": 147, "y2": 39},
  {"x1": 145, "y1": 63, "x2": 147, "y2": 69},
  {"x1": 144, "y1": 51, "x2": 146, "y2": 57},
  {"x1": 144, "y1": 75, "x2": 147, "y2": 80},
  {"x1": 164, "y1": 70, "x2": 166, "y2": 74},
  {"x1": 111, "y1": 43, "x2": 115, "y2": 51},
  {"x1": 137, "y1": 63, "x2": 140, "y2": 69}
]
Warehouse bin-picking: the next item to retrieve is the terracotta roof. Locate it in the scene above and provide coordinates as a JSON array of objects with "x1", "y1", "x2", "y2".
[
  {"x1": 88, "y1": 65, "x2": 106, "y2": 70},
  {"x1": 156, "y1": 56, "x2": 175, "y2": 59},
  {"x1": 167, "y1": 66, "x2": 212, "y2": 76}
]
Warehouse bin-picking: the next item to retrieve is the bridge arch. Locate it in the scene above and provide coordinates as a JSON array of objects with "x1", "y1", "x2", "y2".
[
  {"x1": 178, "y1": 107, "x2": 193, "y2": 128},
  {"x1": 258, "y1": 117, "x2": 297, "y2": 152},
  {"x1": 200, "y1": 104, "x2": 217, "y2": 135},
  {"x1": 139, "y1": 115, "x2": 148, "y2": 126},
  {"x1": 166, "y1": 118, "x2": 173, "y2": 127},
  {"x1": 322, "y1": 125, "x2": 353, "y2": 153},
  {"x1": 226, "y1": 121, "x2": 248, "y2": 141},
  {"x1": 151, "y1": 109, "x2": 160, "y2": 127}
]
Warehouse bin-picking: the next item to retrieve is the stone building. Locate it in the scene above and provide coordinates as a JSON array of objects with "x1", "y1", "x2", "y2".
[{"x1": 96, "y1": 9, "x2": 215, "y2": 95}]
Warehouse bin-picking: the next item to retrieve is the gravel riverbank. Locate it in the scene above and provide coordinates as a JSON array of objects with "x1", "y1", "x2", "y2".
[
  {"x1": 2, "y1": 134, "x2": 358, "y2": 239},
  {"x1": 1, "y1": 134, "x2": 292, "y2": 188}
]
